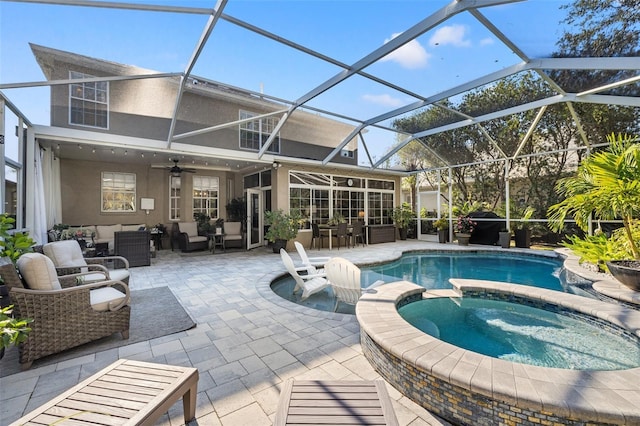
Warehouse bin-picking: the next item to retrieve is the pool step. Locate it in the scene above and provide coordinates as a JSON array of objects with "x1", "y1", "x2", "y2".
[{"x1": 422, "y1": 289, "x2": 459, "y2": 299}]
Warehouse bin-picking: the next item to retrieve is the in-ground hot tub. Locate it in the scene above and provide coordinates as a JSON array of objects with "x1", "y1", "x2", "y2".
[{"x1": 356, "y1": 279, "x2": 640, "y2": 425}]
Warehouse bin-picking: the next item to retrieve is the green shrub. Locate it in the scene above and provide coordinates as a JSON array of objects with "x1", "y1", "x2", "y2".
[{"x1": 563, "y1": 219, "x2": 640, "y2": 272}]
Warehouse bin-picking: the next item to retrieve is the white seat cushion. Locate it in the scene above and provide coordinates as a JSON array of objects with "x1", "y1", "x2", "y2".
[
  {"x1": 43, "y1": 240, "x2": 88, "y2": 268},
  {"x1": 121, "y1": 224, "x2": 146, "y2": 231},
  {"x1": 108, "y1": 269, "x2": 130, "y2": 282},
  {"x1": 17, "y1": 253, "x2": 62, "y2": 291},
  {"x1": 178, "y1": 222, "x2": 199, "y2": 237},
  {"x1": 90, "y1": 286, "x2": 128, "y2": 311},
  {"x1": 96, "y1": 224, "x2": 122, "y2": 241},
  {"x1": 83, "y1": 269, "x2": 129, "y2": 284},
  {"x1": 187, "y1": 235, "x2": 208, "y2": 243}
]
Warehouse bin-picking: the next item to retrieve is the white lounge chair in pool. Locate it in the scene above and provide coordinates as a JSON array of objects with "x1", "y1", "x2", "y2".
[
  {"x1": 280, "y1": 249, "x2": 330, "y2": 300},
  {"x1": 294, "y1": 241, "x2": 331, "y2": 272},
  {"x1": 324, "y1": 257, "x2": 385, "y2": 312}
]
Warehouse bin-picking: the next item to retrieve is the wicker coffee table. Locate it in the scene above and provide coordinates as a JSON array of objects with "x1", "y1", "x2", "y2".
[{"x1": 10, "y1": 359, "x2": 198, "y2": 426}]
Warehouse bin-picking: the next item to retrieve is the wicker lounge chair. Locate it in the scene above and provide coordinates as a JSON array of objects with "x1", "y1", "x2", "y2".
[
  {"x1": 43, "y1": 240, "x2": 130, "y2": 283},
  {"x1": 177, "y1": 222, "x2": 208, "y2": 252},
  {"x1": 324, "y1": 257, "x2": 385, "y2": 311},
  {"x1": 0, "y1": 254, "x2": 130, "y2": 370},
  {"x1": 280, "y1": 249, "x2": 330, "y2": 300}
]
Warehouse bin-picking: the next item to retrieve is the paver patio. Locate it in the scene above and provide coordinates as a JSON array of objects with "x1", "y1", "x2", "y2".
[{"x1": 0, "y1": 240, "x2": 456, "y2": 425}]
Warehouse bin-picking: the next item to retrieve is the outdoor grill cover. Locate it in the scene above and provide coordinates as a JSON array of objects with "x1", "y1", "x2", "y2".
[{"x1": 468, "y1": 211, "x2": 506, "y2": 245}]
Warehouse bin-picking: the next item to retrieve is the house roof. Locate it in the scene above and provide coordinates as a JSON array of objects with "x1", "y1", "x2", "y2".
[{"x1": 1, "y1": 0, "x2": 638, "y2": 173}]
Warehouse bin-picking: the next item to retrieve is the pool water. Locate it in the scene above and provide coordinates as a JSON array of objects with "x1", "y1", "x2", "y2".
[
  {"x1": 361, "y1": 252, "x2": 582, "y2": 293},
  {"x1": 399, "y1": 297, "x2": 640, "y2": 370},
  {"x1": 271, "y1": 252, "x2": 593, "y2": 313}
]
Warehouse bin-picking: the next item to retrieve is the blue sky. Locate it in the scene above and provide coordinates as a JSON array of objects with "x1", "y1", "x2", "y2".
[{"x1": 0, "y1": 0, "x2": 569, "y2": 164}]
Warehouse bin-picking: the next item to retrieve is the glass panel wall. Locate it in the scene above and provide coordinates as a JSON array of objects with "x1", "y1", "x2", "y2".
[{"x1": 288, "y1": 171, "x2": 394, "y2": 225}]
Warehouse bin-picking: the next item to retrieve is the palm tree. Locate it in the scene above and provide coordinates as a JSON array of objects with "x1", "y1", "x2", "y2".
[{"x1": 548, "y1": 133, "x2": 640, "y2": 259}]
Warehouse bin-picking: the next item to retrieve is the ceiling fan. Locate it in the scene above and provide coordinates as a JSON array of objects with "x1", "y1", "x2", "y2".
[{"x1": 167, "y1": 159, "x2": 196, "y2": 176}]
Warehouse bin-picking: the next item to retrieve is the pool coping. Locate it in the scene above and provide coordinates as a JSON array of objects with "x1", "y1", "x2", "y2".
[
  {"x1": 356, "y1": 279, "x2": 640, "y2": 425},
  {"x1": 557, "y1": 247, "x2": 640, "y2": 306}
]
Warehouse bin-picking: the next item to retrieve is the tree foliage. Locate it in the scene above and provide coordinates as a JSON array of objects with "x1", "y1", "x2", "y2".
[
  {"x1": 548, "y1": 133, "x2": 640, "y2": 258},
  {"x1": 390, "y1": 0, "x2": 639, "y2": 230}
]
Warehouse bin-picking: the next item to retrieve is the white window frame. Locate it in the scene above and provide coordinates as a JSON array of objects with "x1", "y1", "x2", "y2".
[
  {"x1": 169, "y1": 175, "x2": 181, "y2": 221},
  {"x1": 239, "y1": 110, "x2": 280, "y2": 154},
  {"x1": 101, "y1": 172, "x2": 136, "y2": 212},
  {"x1": 288, "y1": 171, "x2": 394, "y2": 225},
  {"x1": 69, "y1": 71, "x2": 109, "y2": 129},
  {"x1": 192, "y1": 175, "x2": 219, "y2": 219}
]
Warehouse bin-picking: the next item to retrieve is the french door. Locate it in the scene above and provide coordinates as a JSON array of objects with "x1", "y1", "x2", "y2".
[{"x1": 246, "y1": 189, "x2": 262, "y2": 249}]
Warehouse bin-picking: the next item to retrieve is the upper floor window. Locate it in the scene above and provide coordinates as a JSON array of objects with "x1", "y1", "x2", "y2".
[
  {"x1": 239, "y1": 110, "x2": 280, "y2": 154},
  {"x1": 101, "y1": 172, "x2": 135, "y2": 212},
  {"x1": 69, "y1": 71, "x2": 108, "y2": 129},
  {"x1": 193, "y1": 176, "x2": 219, "y2": 219}
]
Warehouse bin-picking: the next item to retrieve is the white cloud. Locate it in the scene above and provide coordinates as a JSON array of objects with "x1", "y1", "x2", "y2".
[
  {"x1": 362, "y1": 93, "x2": 404, "y2": 107},
  {"x1": 480, "y1": 37, "x2": 495, "y2": 46},
  {"x1": 429, "y1": 25, "x2": 471, "y2": 47},
  {"x1": 380, "y1": 33, "x2": 430, "y2": 69}
]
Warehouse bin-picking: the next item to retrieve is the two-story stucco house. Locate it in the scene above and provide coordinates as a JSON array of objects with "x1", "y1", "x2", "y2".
[{"x1": 26, "y1": 44, "x2": 403, "y2": 249}]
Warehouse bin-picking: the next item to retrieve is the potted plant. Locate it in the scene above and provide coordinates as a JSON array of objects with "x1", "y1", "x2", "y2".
[
  {"x1": 434, "y1": 218, "x2": 449, "y2": 244},
  {"x1": 326, "y1": 212, "x2": 346, "y2": 226},
  {"x1": 514, "y1": 206, "x2": 534, "y2": 248},
  {"x1": 193, "y1": 212, "x2": 212, "y2": 235},
  {"x1": 0, "y1": 304, "x2": 32, "y2": 359},
  {"x1": 0, "y1": 214, "x2": 35, "y2": 264},
  {"x1": 265, "y1": 209, "x2": 301, "y2": 253},
  {"x1": 454, "y1": 216, "x2": 476, "y2": 246},
  {"x1": 498, "y1": 228, "x2": 511, "y2": 249},
  {"x1": 226, "y1": 197, "x2": 247, "y2": 232},
  {"x1": 390, "y1": 203, "x2": 415, "y2": 240},
  {"x1": 214, "y1": 218, "x2": 224, "y2": 235},
  {"x1": 548, "y1": 133, "x2": 640, "y2": 289}
]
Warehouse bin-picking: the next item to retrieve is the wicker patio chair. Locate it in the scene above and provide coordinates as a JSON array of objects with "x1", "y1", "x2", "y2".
[
  {"x1": 0, "y1": 254, "x2": 130, "y2": 370},
  {"x1": 43, "y1": 240, "x2": 130, "y2": 284},
  {"x1": 177, "y1": 222, "x2": 208, "y2": 252},
  {"x1": 115, "y1": 230, "x2": 151, "y2": 267}
]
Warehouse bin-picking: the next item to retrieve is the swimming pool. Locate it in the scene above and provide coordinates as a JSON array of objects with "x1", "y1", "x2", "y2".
[
  {"x1": 362, "y1": 251, "x2": 571, "y2": 291},
  {"x1": 357, "y1": 280, "x2": 640, "y2": 426},
  {"x1": 399, "y1": 296, "x2": 640, "y2": 370},
  {"x1": 271, "y1": 251, "x2": 593, "y2": 312}
]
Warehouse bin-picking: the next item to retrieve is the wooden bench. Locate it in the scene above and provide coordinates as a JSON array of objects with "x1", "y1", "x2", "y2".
[
  {"x1": 274, "y1": 379, "x2": 399, "y2": 425},
  {"x1": 10, "y1": 359, "x2": 198, "y2": 426}
]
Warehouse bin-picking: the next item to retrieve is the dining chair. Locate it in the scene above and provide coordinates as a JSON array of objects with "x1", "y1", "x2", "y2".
[
  {"x1": 350, "y1": 220, "x2": 365, "y2": 247},
  {"x1": 336, "y1": 222, "x2": 349, "y2": 250},
  {"x1": 311, "y1": 223, "x2": 328, "y2": 250}
]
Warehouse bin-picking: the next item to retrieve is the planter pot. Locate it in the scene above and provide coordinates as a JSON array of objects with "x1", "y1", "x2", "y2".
[
  {"x1": 437, "y1": 229, "x2": 448, "y2": 244},
  {"x1": 498, "y1": 232, "x2": 511, "y2": 249},
  {"x1": 271, "y1": 239, "x2": 287, "y2": 253},
  {"x1": 456, "y1": 233, "x2": 471, "y2": 246},
  {"x1": 514, "y1": 228, "x2": 531, "y2": 248},
  {"x1": 606, "y1": 260, "x2": 640, "y2": 291},
  {"x1": 398, "y1": 227, "x2": 408, "y2": 240}
]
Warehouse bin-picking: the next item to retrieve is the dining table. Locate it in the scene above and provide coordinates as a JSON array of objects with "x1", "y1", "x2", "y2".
[{"x1": 317, "y1": 223, "x2": 368, "y2": 250}]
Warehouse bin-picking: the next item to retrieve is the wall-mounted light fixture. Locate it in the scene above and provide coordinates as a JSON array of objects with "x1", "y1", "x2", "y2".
[
  {"x1": 272, "y1": 161, "x2": 281, "y2": 169},
  {"x1": 140, "y1": 198, "x2": 155, "y2": 215}
]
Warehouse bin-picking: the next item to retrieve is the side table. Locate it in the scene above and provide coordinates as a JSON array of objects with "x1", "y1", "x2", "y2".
[
  {"x1": 151, "y1": 230, "x2": 164, "y2": 250},
  {"x1": 208, "y1": 232, "x2": 225, "y2": 253}
]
